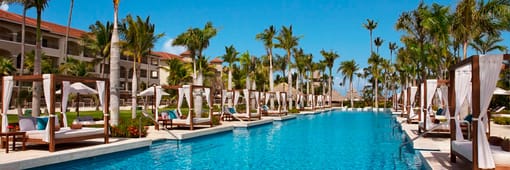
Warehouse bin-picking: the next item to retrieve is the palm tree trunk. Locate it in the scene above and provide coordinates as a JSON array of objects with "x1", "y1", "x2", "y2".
[
  {"x1": 17, "y1": 5, "x2": 28, "y2": 116},
  {"x1": 228, "y1": 69, "x2": 232, "y2": 90},
  {"x1": 287, "y1": 50, "x2": 293, "y2": 110},
  {"x1": 63, "y1": 0, "x2": 74, "y2": 63},
  {"x1": 109, "y1": 3, "x2": 121, "y2": 126},
  {"x1": 463, "y1": 40, "x2": 468, "y2": 59},
  {"x1": 269, "y1": 52, "x2": 274, "y2": 109},
  {"x1": 31, "y1": 8, "x2": 43, "y2": 117},
  {"x1": 374, "y1": 80, "x2": 378, "y2": 108},
  {"x1": 328, "y1": 68, "x2": 332, "y2": 107},
  {"x1": 131, "y1": 61, "x2": 137, "y2": 119},
  {"x1": 350, "y1": 78, "x2": 354, "y2": 107}
]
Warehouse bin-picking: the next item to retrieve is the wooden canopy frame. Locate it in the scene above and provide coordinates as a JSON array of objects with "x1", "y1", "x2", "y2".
[
  {"x1": 163, "y1": 85, "x2": 213, "y2": 130},
  {"x1": 448, "y1": 54, "x2": 509, "y2": 170},
  {"x1": 2, "y1": 74, "x2": 110, "y2": 152},
  {"x1": 421, "y1": 79, "x2": 449, "y2": 133},
  {"x1": 219, "y1": 89, "x2": 261, "y2": 121},
  {"x1": 260, "y1": 91, "x2": 288, "y2": 116}
]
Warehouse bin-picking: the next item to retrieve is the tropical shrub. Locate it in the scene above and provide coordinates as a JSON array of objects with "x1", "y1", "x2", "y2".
[
  {"x1": 111, "y1": 118, "x2": 151, "y2": 138},
  {"x1": 494, "y1": 117, "x2": 510, "y2": 125}
]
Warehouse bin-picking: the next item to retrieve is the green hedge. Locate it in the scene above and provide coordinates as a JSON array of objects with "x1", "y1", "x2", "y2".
[{"x1": 494, "y1": 117, "x2": 510, "y2": 125}]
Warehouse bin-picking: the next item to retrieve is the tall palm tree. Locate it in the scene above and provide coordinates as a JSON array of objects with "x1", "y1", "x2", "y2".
[
  {"x1": 273, "y1": 54, "x2": 287, "y2": 84},
  {"x1": 59, "y1": 57, "x2": 94, "y2": 77},
  {"x1": 380, "y1": 58, "x2": 392, "y2": 108},
  {"x1": 292, "y1": 48, "x2": 306, "y2": 94},
  {"x1": 121, "y1": 15, "x2": 164, "y2": 119},
  {"x1": 469, "y1": 33, "x2": 507, "y2": 55},
  {"x1": 374, "y1": 37, "x2": 384, "y2": 54},
  {"x1": 109, "y1": 0, "x2": 121, "y2": 126},
  {"x1": 363, "y1": 19, "x2": 378, "y2": 53},
  {"x1": 221, "y1": 45, "x2": 238, "y2": 90},
  {"x1": 29, "y1": 0, "x2": 49, "y2": 117},
  {"x1": 63, "y1": 0, "x2": 74, "y2": 62},
  {"x1": 388, "y1": 42, "x2": 398, "y2": 63},
  {"x1": 368, "y1": 52, "x2": 382, "y2": 108},
  {"x1": 275, "y1": 25, "x2": 300, "y2": 109},
  {"x1": 3, "y1": 0, "x2": 34, "y2": 75},
  {"x1": 239, "y1": 51, "x2": 254, "y2": 89},
  {"x1": 256, "y1": 26, "x2": 277, "y2": 93},
  {"x1": 338, "y1": 60, "x2": 358, "y2": 107},
  {"x1": 82, "y1": 21, "x2": 113, "y2": 78},
  {"x1": 320, "y1": 49, "x2": 339, "y2": 107}
]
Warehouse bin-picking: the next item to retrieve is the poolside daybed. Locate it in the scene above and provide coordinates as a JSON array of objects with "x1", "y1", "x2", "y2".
[
  {"x1": 449, "y1": 54, "x2": 510, "y2": 170},
  {"x1": 221, "y1": 89, "x2": 261, "y2": 121},
  {"x1": 172, "y1": 85, "x2": 213, "y2": 130},
  {"x1": 1, "y1": 74, "x2": 109, "y2": 152},
  {"x1": 261, "y1": 92, "x2": 288, "y2": 116}
]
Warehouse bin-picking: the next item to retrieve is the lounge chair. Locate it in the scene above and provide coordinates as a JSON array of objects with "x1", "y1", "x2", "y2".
[{"x1": 222, "y1": 106, "x2": 260, "y2": 121}]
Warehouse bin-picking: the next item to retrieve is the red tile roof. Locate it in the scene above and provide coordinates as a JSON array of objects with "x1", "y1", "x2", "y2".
[
  {"x1": 180, "y1": 50, "x2": 191, "y2": 56},
  {"x1": 151, "y1": 51, "x2": 183, "y2": 61},
  {"x1": 0, "y1": 10, "x2": 87, "y2": 38},
  {"x1": 210, "y1": 57, "x2": 223, "y2": 63}
]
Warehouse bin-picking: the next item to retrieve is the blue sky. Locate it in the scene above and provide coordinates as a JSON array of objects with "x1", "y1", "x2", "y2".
[{"x1": 2, "y1": 0, "x2": 509, "y2": 94}]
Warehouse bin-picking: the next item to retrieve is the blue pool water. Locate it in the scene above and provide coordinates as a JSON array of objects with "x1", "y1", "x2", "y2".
[{"x1": 33, "y1": 110, "x2": 420, "y2": 169}]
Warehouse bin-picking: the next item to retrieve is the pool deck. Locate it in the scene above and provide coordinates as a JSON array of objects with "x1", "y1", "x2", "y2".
[{"x1": 394, "y1": 114, "x2": 510, "y2": 170}]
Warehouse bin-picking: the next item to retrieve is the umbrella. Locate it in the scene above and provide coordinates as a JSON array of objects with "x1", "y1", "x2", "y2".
[
  {"x1": 57, "y1": 82, "x2": 98, "y2": 117},
  {"x1": 138, "y1": 86, "x2": 170, "y2": 96}
]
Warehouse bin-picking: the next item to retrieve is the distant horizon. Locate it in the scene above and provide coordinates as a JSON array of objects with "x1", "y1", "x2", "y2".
[{"x1": 1, "y1": 0, "x2": 508, "y2": 96}]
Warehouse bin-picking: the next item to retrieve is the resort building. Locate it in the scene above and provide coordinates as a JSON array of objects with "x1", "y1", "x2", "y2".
[{"x1": 0, "y1": 10, "x2": 223, "y2": 105}]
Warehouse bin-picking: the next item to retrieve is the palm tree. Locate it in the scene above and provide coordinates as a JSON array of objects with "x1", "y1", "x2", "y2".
[
  {"x1": 161, "y1": 58, "x2": 191, "y2": 85},
  {"x1": 63, "y1": 0, "x2": 74, "y2": 62},
  {"x1": 273, "y1": 54, "x2": 287, "y2": 83},
  {"x1": 82, "y1": 21, "x2": 112, "y2": 78},
  {"x1": 368, "y1": 52, "x2": 382, "y2": 108},
  {"x1": 3, "y1": 0, "x2": 33, "y2": 75},
  {"x1": 388, "y1": 42, "x2": 398, "y2": 63},
  {"x1": 380, "y1": 58, "x2": 392, "y2": 108},
  {"x1": 121, "y1": 15, "x2": 164, "y2": 119},
  {"x1": 292, "y1": 48, "x2": 305, "y2": 94},
  {"x1": 256, "y1": 26, "x2": 277, "y2": 108},
  {"x1": 28, "y1": 0, "x2": 49, "y2": 117},
  {"x1": 363, "y1": 19, "x2": 378, "y2": 53},
  {"x1": 320, "y1": 49, "x2": 339, "y2": 107},
  {"x1": 239, "y1": 51, "x2": 254, "y2": 89},
  {"x1": 221, "y1": 45, "x2": 239, "y2": 90},
  {"x1": 469, "y1": 33, "x2": 507, "y2": 55},
  {"x1": 59, "y1": 57, "x2": 94, "y2": 77},
  {"x1": 338, "y1": 60, "x2": 358, "y2": 107},
  {"x1": 275, "y1": 25, "x2": 300, "y2": 109},
  {"x1": 0, "y1": 57, "x2": 16, "y2": 76},
  {"x1": 109, "y1": 0, "x2": 121, "y2": 126},
  {"x1": 374, "y1": 37, "x2": 384, "y2": 54}
]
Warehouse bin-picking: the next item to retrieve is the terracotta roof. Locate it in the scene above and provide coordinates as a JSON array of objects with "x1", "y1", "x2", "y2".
[
  {"x1": 210, "y1": 57, "x2": 223, "y2": 63},
  {"x1": 180, "y1": 50, "x2": 191, "y2": 56},
  {"x1": 151, "y1": 51, "x2": 182, "y2": 60},
  {"x1": 0, "y1": 10, "x2": 87, "y2": 38}
]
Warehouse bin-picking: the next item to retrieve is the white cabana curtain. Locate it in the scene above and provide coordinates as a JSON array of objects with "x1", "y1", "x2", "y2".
[
  {"x1": 420, "y1": 83, "x2": 424, "y2": 121},
  {"x1": 243, "y1": 89, "x2": 249, "y2": 114},
  {"x1": 265, "y1": 92, "x2": 270, "y2": 105},
  {"x1": 440, "y1": 85, "x2": 450, "y2": 122},
  {"x1": 254, "y1": 92, "x2": 260, "y2": 115},
  {"x1": 403, "y1": 89, "x2": 407, "y2": 112},
  {"x1": 424, "y1": 80, "x2": 437, "y2": 129},
  {"x1": 276, "y1": 92, "x2": 281, "y2": 108},
  {"x1": 42, "y1": 74, "x2": 52, "y2": 142},
  {"x1": 96, "y1": 81, "x2": 106, "y2": 115},
  {"x1": 183, "y1": 86, "x2": 191, "y2": 123},
  {"x1": 281, "y1": 93, "x2": 287, "y2": 110},
  {"x1": 1, "y1": 76, "x2": 13, "y2": 132},
  {"x1": 409, "y1": 86, "x2": 418, "y2": 118},
  {"x1": 454, "y1": 65, "x2": 472, "y2": 141},
  {"x1": 308, "y1": 94, "x2": 313, "y2": 106},
  {"x1": 204, "y1": 88, "x2": 211, "y2": 119},
  {"x1": 155, "y1": 86, "x2": 163, "y2": 119},
  {"x1": 177, "y1": 88, "x2": 184, "y2": 117},
  {"x1": 476, "y1": 54, "x2": 503, "y2": 168},
  {"x1": 61, "y1": 81, "x2": 70, "y2": 128},
  {"x1": 234, "y1": 91, "x2": 240, "y2": 107}
]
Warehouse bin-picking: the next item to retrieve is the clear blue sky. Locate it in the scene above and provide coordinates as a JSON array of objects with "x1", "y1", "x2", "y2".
[{"x1": 2, "y1": 0, "x2": 509, "y2": 94}]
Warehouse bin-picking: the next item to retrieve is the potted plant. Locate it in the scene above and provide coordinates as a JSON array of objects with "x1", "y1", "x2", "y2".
[{"x1": 502, "y1": 138, "x2": 510, "y2": 152}]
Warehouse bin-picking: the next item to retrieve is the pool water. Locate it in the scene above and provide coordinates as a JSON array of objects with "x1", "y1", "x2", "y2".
[{"x1": 33, "y1": 110, "x2": 421, "y2": 169}]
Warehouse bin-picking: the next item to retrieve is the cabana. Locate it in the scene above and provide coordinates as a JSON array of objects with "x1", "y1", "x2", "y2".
[
  {"x1": 304, "y1": 94, "x2": 316, "y2": 111},
  {"x1": 449, "y1": 54, "x2": 510, "y2": 170},
  {"x1": 137, "y1": 85, "x2": 170, "y2": 129},
  {"x1": 1, "y1": 74, "x2": 109, "y2": 152},
  {"x1": 173, "y1": 85, "x2": 213, "y2": 130},
  {"x1": 406, "y1": 86, "x2": 419, "y2": 123},
  {"x1": 220, "y1": 89, "x2": 261, "y2": 121},
  {"x1": 418, "y1": 79, "x2": 452, "y2": 134},
  {"x1": 261, "y1": 91, "x2": 288, "y2": 116}
]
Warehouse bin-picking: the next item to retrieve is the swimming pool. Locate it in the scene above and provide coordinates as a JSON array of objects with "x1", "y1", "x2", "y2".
[{"x1": 33, "y1": 110, "x2": 421, "y2": 169}]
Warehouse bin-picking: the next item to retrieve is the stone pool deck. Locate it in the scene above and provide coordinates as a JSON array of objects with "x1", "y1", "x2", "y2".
[{"x1": 395, "y1": 115, "x2": 510, "y2": 170}]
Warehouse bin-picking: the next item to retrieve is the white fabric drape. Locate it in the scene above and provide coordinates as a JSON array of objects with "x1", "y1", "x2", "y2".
[
  {"x1": 420, "y1": 83, "x2": 424, "y2": 121},
  {"x1": 1, "y1": 76, "x2": 13, "y2": 132},
  {"x1": 476, "y1": 54, "x2": 502, "y2": 168},
  {"x1": 276, "y1": 92, "x2": 281, "y2": 107},
  {"x1": 96, "y1": 81, "x2": 106, "y2": 115},
  {"x1": 234, "y1": 91, "x2": 240, "y2": 107},
  {"x1": 454, "y1": 65, "x2": 472, "y2": 141},
  {"x1": 204, "y1": 88, "x2": 211, "y2": 119},
  {"x1": 265, "y1": 92, "x2": 270, "y2": 105},
  {"x1": 425, "y1": 80, "x2": 437, "y2": 129},
  {"x1": 308, "y1": 94, "x2": 313, "y2": 106},
  {"x1": 254, "y1": 92, "x2": 260, "y2": 115},
  {"x1": 61, "y1": 81, "x2": 70, "y2": 128},
  {"x1": 177, "y1": 88, "x2": 184, "y2": 117},
  {"x1": 155, "y1": 86, "x2": 163, "y2": 119},
  {"x1": 281, "y1": 93, "x2": 287, "y2": 110},
  {"x1": 222, "y1": 90, "x2": 227, "y2": 106},
  {"x1": 42, "y1": 74, "x2": 52, "y2": 142},
  {"x1": 243, "y1": 89, "x2": 249, "y2": 114},
  {"x1": 409, "y1": 86, "x2": 418, "y2": 118},
  {"x1": 440, "y1": 86, "x2": 450, "y2": 122},
  {"x1": 183, "y1": 86, "x2": 191, "y2": 123},
  {"x1": 403, "y1": 89, "x2": 407, "y2": 112}
]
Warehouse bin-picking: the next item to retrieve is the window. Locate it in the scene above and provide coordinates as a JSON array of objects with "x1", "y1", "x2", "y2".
[
  {"x1": 151, "y1": 58, "x2": 158, "y2": 65},
  {"x1": 140, "y1": 69, "x2": 147, "y2": 78},
  {"x1": 151, "y1": 71, "x2": 158, "y2": 79}
]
